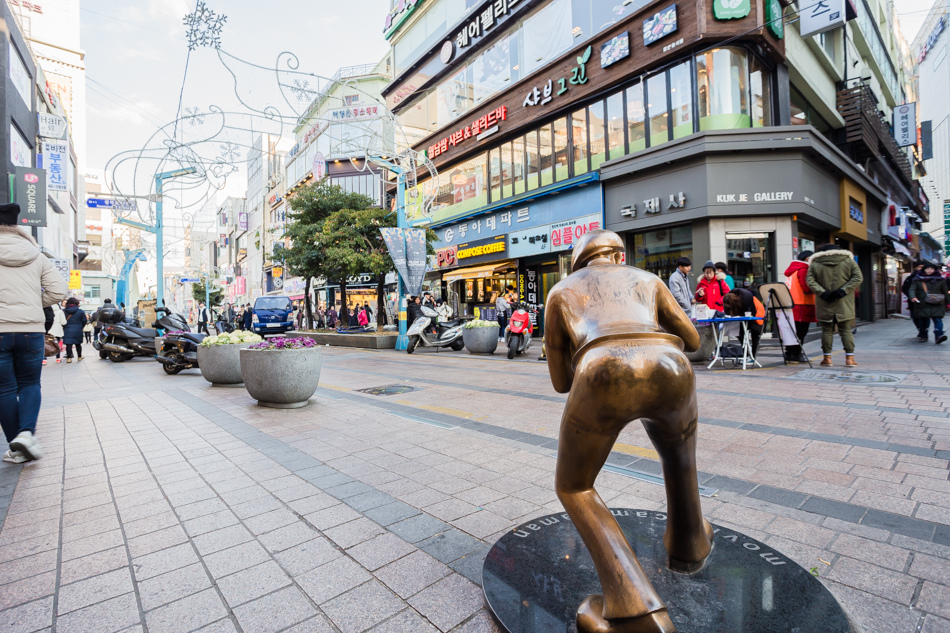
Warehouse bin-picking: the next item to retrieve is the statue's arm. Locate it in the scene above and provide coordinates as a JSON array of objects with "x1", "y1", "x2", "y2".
[
  {"x1": 658, "y1": 282, "x2": 700, "y2": 352},
  {"x1": 544, "y1": 293, "x2": 574, "y2": 393}
]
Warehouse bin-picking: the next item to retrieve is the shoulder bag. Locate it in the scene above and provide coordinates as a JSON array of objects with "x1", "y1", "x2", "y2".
[
  {"x1": 44, "y1": 335, "x2": 60, "y2": 357},
  {"x1": 922, "y1": 282, "x2": 945, "y2": 305}
]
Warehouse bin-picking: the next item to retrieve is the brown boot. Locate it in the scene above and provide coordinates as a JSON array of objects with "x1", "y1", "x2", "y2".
[
  {"x1": 820, "y1": 355, "x2": 833, "y2": 367},
  {"x1": 845, "y1": 355, "x2": 857, "y2": 367}
]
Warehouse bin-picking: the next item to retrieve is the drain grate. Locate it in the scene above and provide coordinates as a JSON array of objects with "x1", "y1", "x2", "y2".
[
  {"x1": 790, "y1": 370, "x2": 906, "y2": 384},
  {"x1": 357, "y1": 384, "x2": 419, "y2": 396}
]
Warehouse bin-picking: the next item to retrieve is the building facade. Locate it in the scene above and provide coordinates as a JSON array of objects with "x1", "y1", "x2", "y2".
[{"x1": 385, "y1": 0, "x2": 923, "y2": 322}]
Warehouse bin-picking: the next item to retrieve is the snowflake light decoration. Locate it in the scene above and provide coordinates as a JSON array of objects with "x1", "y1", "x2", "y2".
[
  {"x1": 184, "y1": 107, "x2": 205, "y2": 126},
  {"x1": 183, "y1": 1, "x2": 227, "y2": 51},
  {"x1": 289, "y1": 78, "x2": 316, "y2": 103},
  {"x1": 218, "y1": 142, "x2": 239, "y2": 163}
]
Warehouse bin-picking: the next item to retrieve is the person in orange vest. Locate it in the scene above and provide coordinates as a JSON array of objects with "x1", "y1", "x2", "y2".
[
  {"x1": 723, "y1": 288, "x2": 766, "y2": 356},
  {"x1": 784, "y1": 251, "x2": 816, "y2": 362}
]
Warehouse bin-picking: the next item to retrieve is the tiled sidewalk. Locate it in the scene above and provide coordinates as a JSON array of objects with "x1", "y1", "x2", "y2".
[{"x1": 0, "y1": 317, "x2": 949, "y2": 632}]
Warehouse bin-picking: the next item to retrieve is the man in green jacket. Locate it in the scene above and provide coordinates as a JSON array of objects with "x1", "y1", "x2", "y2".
[{"x1": 806, "y1": 244, "x2": 863, "y2": 367}]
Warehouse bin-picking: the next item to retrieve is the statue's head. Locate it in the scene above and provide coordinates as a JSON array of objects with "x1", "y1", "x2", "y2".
[{"x1": 572, "y1": 229, "x2": 624, "y2": 272}]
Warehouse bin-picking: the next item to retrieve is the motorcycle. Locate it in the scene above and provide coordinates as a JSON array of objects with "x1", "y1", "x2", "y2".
[
  {"x1": 98, "y1": 306, "x2": 186, "y2": 363},
  {"x1": 214, "y1": 310, "x2": 234, "y2": 334},
  {"x1": 154, "y1": 309, "x2": 225, "y2": 375},
  {"x1": 406, "y1": 305, "x2": 465, "y2": 354},
  {"x1": 505, "y1": 303, "x2": 537, "y2": 359}
]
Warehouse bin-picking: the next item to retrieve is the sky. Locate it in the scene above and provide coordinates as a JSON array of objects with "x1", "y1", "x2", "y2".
[
  {"x1": 81, "y1": 0, "x2": 391, "y2": 193},
  {"x1": 897, "y1": 0, "x2": 941, "y2": 47},
  {"x1": 80, "y1": 0, "x2": 391, "y2": 283}
]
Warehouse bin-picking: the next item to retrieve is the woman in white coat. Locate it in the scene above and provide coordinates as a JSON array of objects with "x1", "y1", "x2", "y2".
[{"x1": 45, "y1": 302, "x2": 66, "y2": 365}]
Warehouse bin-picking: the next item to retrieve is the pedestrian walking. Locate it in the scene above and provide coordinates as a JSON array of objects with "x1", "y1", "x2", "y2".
[
  {"x1": 62, "y1": 298, "x2": 87, "y2": 362},
  {"x1": 48, "y1": 302, "x2": 66, "y2": 364},
  {"x1": 668, "y1": 257, "x2": 693, "y2": 312},
  {"x1": 496, "y1": 290, "x2": 511, "y2": 341},
  {"x1": 783, "y1": 250, "x2": 816, "y2": 362},
  {"x1": 903, "y1": 262, "x2": 926, "y2": 337},
  {"x1": 806, "y1": 244, "x2": 863, "y2": 367},
  {"x1": 694, "y1": 261, "x2": 727, "y2": 312},
  {"x1": 0, "y1": 202, "x2": 68, "y2": 463},
  {"x1": 242, "y1": 305, "x2": 254, "y2": 331},
  {"x1": 83, "y1": 319, "x2": 93, "y2": 344},
  {"x1": 197, "y1": 302, "x2": 210, "y2": 335},
  {"x1": 327, "y1": 305, "x2": 338, "y2": 328},
  {"x1": 909, "y1": 262, "x2": 949, "y2": 344},
  {"x1": 357, "y1": 306, "x2": 369, "y2": 327},
  {"x1": 363, "y1": 302, "x2": 373, "y2": 323}
]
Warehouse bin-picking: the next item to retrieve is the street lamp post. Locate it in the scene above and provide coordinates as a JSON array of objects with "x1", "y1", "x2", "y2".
[
  {"x1": 366, "y1": 156, "x2": 411, "y2": 350},
  {"x1": 114, "y1": 167, "x2": 196, "y2": 307}
]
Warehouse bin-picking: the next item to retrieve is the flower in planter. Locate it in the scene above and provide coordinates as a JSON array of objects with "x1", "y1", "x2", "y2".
[
  {"x1": 247, "y1": 336, "x2": 318, "y2": 350},
  {"x1": 200, "y1": 331, "x2": 263, "y2": 347},
  {"x1": 463, "y1": 319, "x2": 499, "y2": 329}
]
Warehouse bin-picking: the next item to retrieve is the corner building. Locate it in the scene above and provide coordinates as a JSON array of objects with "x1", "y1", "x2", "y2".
[{"x1": 385, "y1": 0, "x2": 920, "y2": 323}]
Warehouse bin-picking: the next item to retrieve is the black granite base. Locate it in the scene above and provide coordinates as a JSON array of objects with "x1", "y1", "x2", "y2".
[{"x1": 482, "y1": 509, "x2": 853, "y2": 633}]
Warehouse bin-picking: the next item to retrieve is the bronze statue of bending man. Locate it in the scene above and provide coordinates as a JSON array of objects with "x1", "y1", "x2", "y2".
[{"x1": 544, "y1": 229, "x2": 713, "y2": 633}]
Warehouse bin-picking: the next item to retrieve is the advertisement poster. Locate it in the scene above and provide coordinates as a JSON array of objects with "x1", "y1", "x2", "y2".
[
  {"x1": 15, "y1": 167, "x2": 47, "y2": 227},
  {"x1": 43, "y1": 142, "x2": 68, "y2": 191},
  {"x1": 312, "y1": 151, "x2": 327, "y2": 181},
  {"x1": 643, "y1": 5, "x2": 677, "y2": 45},
  {"x1": 380, "y1": 227, "x2": 409, "y2": 289},
  {"x1": 403, "y1": 228, "x2": 428, "y2": 297},
  {"x1": 68, "y1": 270, "x2": 82, "y2": 290}
]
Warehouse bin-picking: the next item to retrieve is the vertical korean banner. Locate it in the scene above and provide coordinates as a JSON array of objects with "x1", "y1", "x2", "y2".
[
  {"x1": 380, "y1": 228, "x2": 428, "y2": 297},
  {"x1": 43, "y1": 142, "x2": 68, "y2": 192},
  {"x1": 14, "y1": 167, "x2": 47, "y2": 227}
]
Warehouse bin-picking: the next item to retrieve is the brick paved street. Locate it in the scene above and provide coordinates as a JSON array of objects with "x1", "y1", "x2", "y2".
[{"x1": 1, "y1": 318, "x2": 949, "y2": 633}]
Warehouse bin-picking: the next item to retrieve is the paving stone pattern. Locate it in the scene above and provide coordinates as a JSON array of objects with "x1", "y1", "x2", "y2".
[{"x1": 0, "y1": 318, "x2": 948, "y2": 632}]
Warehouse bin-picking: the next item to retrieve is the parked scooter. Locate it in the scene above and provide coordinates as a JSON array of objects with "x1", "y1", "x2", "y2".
[
  {"x1": 406, "y1": 305, "x2": 465, "y2": 354},
  {"x1": 505, "y1": 303, "x2": 536, "y2": 359},
  {"x1": 98, "y1": 306, "x2": 187, "y2": 362},
  {"x1": 154, "y1": 309, "x2": 224, "y2": 375}
]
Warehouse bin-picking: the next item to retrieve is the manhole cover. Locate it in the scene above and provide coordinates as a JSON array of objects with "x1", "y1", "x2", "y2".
[
  {"x1": 357, "y1": 384, "x2": 419, "y2": 396},
  {"x1": 790, "y1": 370, "x2": 906, "y2": 384}
]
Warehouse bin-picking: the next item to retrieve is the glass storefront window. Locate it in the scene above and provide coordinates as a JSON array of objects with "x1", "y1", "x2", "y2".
[
  {"x1": 489, "y1": 148, "x2": 501, "y2": 202},
  {"x1": 726, "y1": 232, "x2": 773, "y2": 288},
  {"x1": 524, "y1": 0, "x2": 574, "y2": 76},
  {"x1": 589, "y1": 100, "x2": 607, "y2": 169},
  {"x1": 632, "y1": 226, "x2": 693, "y2": 281},
  {"x1": 473, "y1": 35, "x2": 515, "y2": 106},
  {"x1": 750, "y1": 57, "x2": 771, "y2": 127},
  {"x1": 554, "y1": 117, "x2": 569, "y2": 181},
  {"x1": 626, "y1": 82, "x2": 646, "y2": 153},
  {"x1": 446, "y1": 153, "x2": 488, "y2": 215},
  {"x1": 501, "y1": 143, "x2": 513, "y2": 199},
  {"x1": 606, "y1": 91, "x2": 624, "y2": 160},
  {"x1": 670, "y1": 62, "x2": 693, "y2": 139},
  {"x1": 540, "y1": 124, "x2": 555, "y2": 186},
  {"x1": 696, "y1": 48, "x2": 750, "y2": 131},
  {"x1": 572, "y1": 107, "x2": 589, "y2": 175},
  {"x1": 512, "y1": 136, "x2": 526, "y2": 196},
  {"x1": 647, "y1": 73, "x2": 669, "y2": 147},
  {"x1": 525, "y1": 131, "x2": 540, "y2": 191}
]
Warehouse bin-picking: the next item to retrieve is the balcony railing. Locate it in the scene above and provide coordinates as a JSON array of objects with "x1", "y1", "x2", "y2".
[{"x1": 836, "y1": 85, "x2": 913, "y2": 186}]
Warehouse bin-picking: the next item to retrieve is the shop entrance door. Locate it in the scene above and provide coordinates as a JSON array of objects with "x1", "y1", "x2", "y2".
[{"x1": 726, "y1": 232, "x2": 774, "y2": 289}]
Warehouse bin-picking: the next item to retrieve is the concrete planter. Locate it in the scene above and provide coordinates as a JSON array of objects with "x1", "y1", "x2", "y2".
[
  {"x1": 198, "y1": 343, "x2": 253, "y2": 386},
  {"x1": 288, "y1": 331, "x2": 397, "y2": 349},
  {"x1": 239, "y1": 347, "x2": 322, "y2": 408},
  {"x1": 686, "y1": 324, "x2": 717, "y2": 363},
  {"x1": 463, "y1": 325, "x2": 500, "y2": 354}
]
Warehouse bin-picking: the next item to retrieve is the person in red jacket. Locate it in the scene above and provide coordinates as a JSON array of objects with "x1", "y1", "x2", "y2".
[
  {"x1": 694, "y1": 261, "x2": 727, "y2": 312},
  {"x1": 784, "y1": 251, "x2": 816, "y2": 362}
]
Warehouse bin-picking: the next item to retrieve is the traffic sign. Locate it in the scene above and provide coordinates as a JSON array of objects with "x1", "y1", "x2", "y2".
[{"x1": 86, "y1": 198, "x2": 136, "y2": 211}]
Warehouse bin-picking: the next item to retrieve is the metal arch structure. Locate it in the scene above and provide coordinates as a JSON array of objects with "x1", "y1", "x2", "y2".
[{"x1": 102, "y1": 1, "x2": 440, "y2": 308}]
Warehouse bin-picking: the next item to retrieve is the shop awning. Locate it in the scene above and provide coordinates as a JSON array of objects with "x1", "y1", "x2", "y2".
[{"x1": 442, "y1": 261, "x2": 515, "y2": 283}]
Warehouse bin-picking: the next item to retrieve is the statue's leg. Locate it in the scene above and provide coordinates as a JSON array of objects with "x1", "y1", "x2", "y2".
[
  {"x1": 640, "y1": 364, "x2": 713, "y2": 571},
  {"x1": 556, "y1": 389, "x2": 674, "y2": 633}
]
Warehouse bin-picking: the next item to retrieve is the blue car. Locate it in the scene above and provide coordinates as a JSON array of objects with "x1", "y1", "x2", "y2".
[{"x1": 252, "y1": 296, "x2": 294, "y2": 334}]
